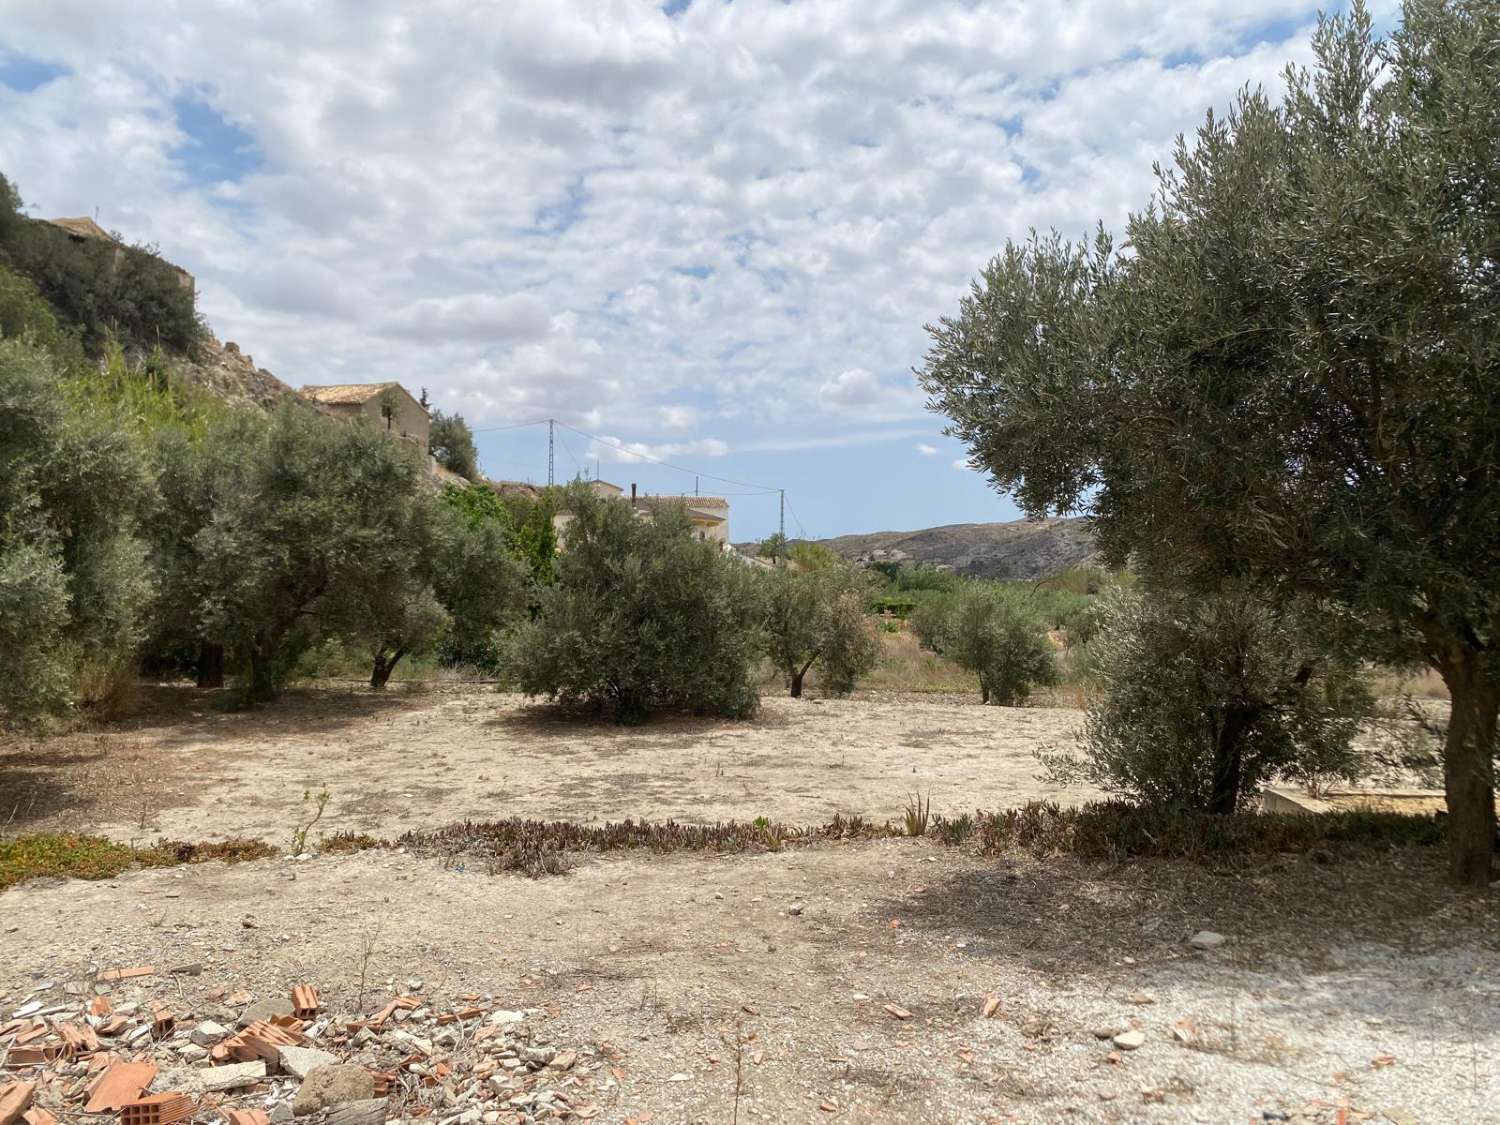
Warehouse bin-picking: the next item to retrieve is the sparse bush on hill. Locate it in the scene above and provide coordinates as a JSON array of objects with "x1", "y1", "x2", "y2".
[
  {"x1": 763, "y1": 564, "x2": 880, "y2": 697},
  {"x1": 1041, "y1": 588, "x2": 1373, "y2": 813},
  {"x1": 0, "y1": 208, "x2": 201, "y2": 357},
  {"x1": 508, "y1": 482, "x2": 763, "y2": 721},
  {"x1": 428, "y1": 407, "x2": 479, "y2": 481}
]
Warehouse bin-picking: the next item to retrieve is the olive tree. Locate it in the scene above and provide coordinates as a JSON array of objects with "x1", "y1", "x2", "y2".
[
  {"x1": 192, "y1": 403, "x2": 435, "y2": 701},
  {"x1": 509, "y1": 483, "x2": 763, "y2": 721},
  {"x1": 944, "y1": 585, "x2": 1057, "y2": 706},
  {"x1": 0, "y1": 339, "x2": 153, "y2": 723},
  {"x1": 1042, "y1": 588, "x2": 1372, "y2": 812},
  {"x1": 920, "y1": 2, "x2": 1500, "y2": 883},
  {"x1": 763, "y1": 565, "x2": 879, "y2": 697}
]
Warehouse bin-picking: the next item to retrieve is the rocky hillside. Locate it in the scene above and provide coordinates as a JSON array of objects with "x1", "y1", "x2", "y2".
[
  {"x1": 813, "y1": 516, "x2": 1098, "y2": 579},
  {"x1": 176, "y1": 334, "x2": 304, "y2": 411}
]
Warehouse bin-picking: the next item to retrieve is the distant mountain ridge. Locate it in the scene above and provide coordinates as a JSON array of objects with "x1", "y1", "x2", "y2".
[{"x1": 793, "y1": 516, "x2": 1098, "y2": 580}]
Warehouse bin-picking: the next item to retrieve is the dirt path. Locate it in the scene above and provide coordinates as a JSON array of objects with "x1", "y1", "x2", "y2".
[
  {"x1": 0, "y1": 687, "x2": 1091, "y2": 845},
  {"x1": 2, "y1": 840, "x2": 1495, "y2": 1122}
]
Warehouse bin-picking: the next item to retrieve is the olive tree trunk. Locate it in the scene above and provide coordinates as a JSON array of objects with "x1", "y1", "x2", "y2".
[
  {"x1": 195, "y1": 642, "x2": 224, "y2": 689},
  {"x1": 370, "y1": 647, "x2": 406, "y2": 690},
  {"x1": 1436, "y1": 650, "x2": 1498, "y2": 887}
]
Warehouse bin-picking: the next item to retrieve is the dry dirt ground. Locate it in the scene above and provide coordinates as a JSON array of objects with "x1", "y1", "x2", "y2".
[
  {"x1": 3, "y1": 687, "x2": 1498, "y2": 1123},
  {"x1": 0, "y1": 687, "x2": 1094, "y2": 845}
]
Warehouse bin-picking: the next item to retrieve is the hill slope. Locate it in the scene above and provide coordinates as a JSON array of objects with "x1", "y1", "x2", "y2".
[{"x1": 812, "y1": 517, "x2": 1098, "y2": 579}]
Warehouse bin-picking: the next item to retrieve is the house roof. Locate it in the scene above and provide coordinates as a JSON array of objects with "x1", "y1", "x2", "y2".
[
  {"x1": 301, "y1": 382, "x2": 410, "y2": 407},
  {"x1": 47, "y1": 216, "x2": 115, "y2": 241},
  {"x1": 631, "y1": 495, "x2": 727, "y2": 522}
]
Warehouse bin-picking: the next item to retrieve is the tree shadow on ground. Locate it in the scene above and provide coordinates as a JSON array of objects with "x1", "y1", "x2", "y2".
[
  {"x1": 482, "y1": 698, "x2": 795, "y2": 738},
  {"x1": 0, "y1": 685, "x2": 419, "y2": 832},
  {"x1": 878, "y1": 846, "x2": 1500, "y2": 1043}
]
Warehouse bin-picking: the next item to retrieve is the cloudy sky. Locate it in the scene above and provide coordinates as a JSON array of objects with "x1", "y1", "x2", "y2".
[{"x1": 0, "y1": 0, "x2": 1386, "y2": 540}]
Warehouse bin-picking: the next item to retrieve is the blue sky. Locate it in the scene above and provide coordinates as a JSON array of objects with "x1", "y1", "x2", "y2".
[{"x1": 0, "y1": 2, "x2": 1386, "y2": 542}]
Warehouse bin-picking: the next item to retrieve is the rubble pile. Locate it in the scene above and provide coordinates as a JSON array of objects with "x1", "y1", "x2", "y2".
[{"x1": 0, "y1": 969, "x2": 604, "y2": 1124}]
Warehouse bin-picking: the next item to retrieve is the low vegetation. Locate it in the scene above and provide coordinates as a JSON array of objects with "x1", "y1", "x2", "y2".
[
  {"x1": 0, "y1": 833, "x2": 275, "y2": 891},
  {"x1": 508, "y1": 482, "x2": 764, "y2": 721},
  {"x1": 1042, "y1": 587, "x2": 1374, "y2": 813}
]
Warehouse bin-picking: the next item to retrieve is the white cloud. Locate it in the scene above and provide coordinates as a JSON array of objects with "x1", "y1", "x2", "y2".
[
  {"x1": 952, "y1": 457, "x2": 971, "y2": 472},
  {"x1": 383, "y1": 293, "x2": 552, "y2": 343},
  {"x1": 0, "y1": 0, "x2": 1321, "y2": 464},
  {"x1": 588, "y1": 435, "x2": 731, "y2": 464},
  {"x1": 915, "y1": 442, "x2": 938, "y2": 456}
]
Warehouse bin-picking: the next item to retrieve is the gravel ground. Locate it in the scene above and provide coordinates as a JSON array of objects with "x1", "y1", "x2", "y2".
[{"x1": 3, "y1": 838, "x2": 1496, "y2": 1123}]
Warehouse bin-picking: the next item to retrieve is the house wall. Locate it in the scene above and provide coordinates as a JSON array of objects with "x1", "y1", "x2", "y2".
[{"x1": 354, "y1": 389, "x2": 430, "y2": 450}]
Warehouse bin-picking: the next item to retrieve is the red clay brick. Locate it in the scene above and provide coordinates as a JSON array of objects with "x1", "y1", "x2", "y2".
[
  {"x1": 290, "y1": 985, "x2": 319, "y2": 1019},
  {"x1": 117, "y1": 1091, "x2": 193, "y2": 1125}
]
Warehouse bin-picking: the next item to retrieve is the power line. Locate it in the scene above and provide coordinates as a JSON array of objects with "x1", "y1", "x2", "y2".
[
  {"x1": 784, "y1": 495, "x2": 810, "y2": 540},
  {"x1": 469, "y1": 418, "x2": 551, "y2": 435}
]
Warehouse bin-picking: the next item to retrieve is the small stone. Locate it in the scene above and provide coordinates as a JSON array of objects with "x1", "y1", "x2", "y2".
[
  {"x1": 406, "y1": 979, "x2": 425, "y2": 992},
  {"x1": 238, "y1": 997, "x2": 294, "y2": 1028},
  {"x1": 488, "y1": 1010, "x2": 524, "y2": 1026},
  {"x1": 279, "y1": 1044, "x2": 338, "y2": 1079},
  {"x1": 168, "y1": 962, "x2": 203, "y2": 976},
  {"x1": 1188, "y1": 931, "x2": 1226, "y2": 951},
  {"x1": 178, "y1": 1043, "x2": 208, "y2": 1063},
  {"x1": 270, "y1": 1107, "x2": 293, "y2": 1125},
  {"x1": 190, "y1": 1020, "x2": 231, "y2": 1046},
  {"x1": 548, "y1": 1050, "x2": 577, "y2": 1072},
  {"x1": 1091, "y1": 1021, "x2": 1128, "y2": 1040},
  {"x1": 202, "y1": 1060, "x2": 267, "y2": 1092},
  {"x1": 292, "y1": 1065, "x2": 376, "y2": 1116},
  {"x1": 1112, "y1": 1030, "x2": 1146, "y2": 1051},
  {"x1": 787, "y1": 902, "x2": 804, "y2": 916},
  {"x1": 520, "y1": 1045, "x2": 556, "y2": 1069}
]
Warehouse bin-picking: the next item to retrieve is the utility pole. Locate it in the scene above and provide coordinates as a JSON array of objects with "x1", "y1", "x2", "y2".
[
  {"x1": 779, "y1": 489, "x2": 785, "y2": 539},
  {"x1": 547, "y1": 418, "x2": 555, "y2": 487}
]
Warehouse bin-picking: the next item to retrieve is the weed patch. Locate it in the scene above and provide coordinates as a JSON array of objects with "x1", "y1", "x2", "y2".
[
  {"x1": 969, "y1": 799, "x2": 1446, "y2": 863},
  {"x1": 0, "y1": 833, "x2": 276, "y2": 892}
]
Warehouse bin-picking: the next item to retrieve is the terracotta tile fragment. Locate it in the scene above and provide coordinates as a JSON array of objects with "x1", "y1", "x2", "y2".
[
  {"x1": 96, "y1": 967, "x2": 154, "y2": 983},
  {"x1": 0, "y1": 1081, "x2": 34, "y2": 1125},
  {"x1": 20, "y1": 1109, "x2": 56, "y2": 1125},
  {"x1": 222, "y1": 1112, "x2": 270, "y2": 1125},
  {"x1": 89, "y1": 997, "x2": 114, "y2": 1018},
  {"x1": 83, "y1": 1060, "x2": 157, "y2": 1113}
]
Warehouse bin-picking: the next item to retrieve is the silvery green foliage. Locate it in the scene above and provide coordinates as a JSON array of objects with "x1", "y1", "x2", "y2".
[
  {"x1": 762, "y1": 565, "x2": 879, "y2": 697},
  {"x1": 510, "y1": 483, "x2": 763, "y2": 722},
  {"x1": 914, "y1": 585, "x2": 1056, "y2": 705},
  {"x1": 1043, "y1": 588, "x2": 1372, "y2": 813},
  {"x1": 921, "y1": 2, "x2": 1500, "y2": 880},
  {"x1": 0, "y1": 339, "x2": 153, "y2": 723}
]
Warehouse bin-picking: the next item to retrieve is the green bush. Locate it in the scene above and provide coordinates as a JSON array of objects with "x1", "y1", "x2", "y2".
[
  {"x1": 508, "y1": 482, "x2": 763, "y2": 721},
  {"x1": 429, "y1": 408, "x2": 479, "y2": 480},
  {"x1": 763, "y1": 564, "x2": 879, "y2": 697},
  {"x1": 1, "y1": 215, "x2": 201, "y2": 356},
  {"x1": 0, "y1": 339, "x2": 154, "y2": 726},
  {"x1": 912, "y1": 584, "x2": 1057, "y2": 705},
  {"x1": 1042, "y1": 587, "x2": 1373, "y2": 813}
]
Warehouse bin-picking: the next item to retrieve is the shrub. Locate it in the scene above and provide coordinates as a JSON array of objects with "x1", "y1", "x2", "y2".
[
  {"x1": 0, "y1": 214, "x2": 201, "y2": 355},
  {"x1": 915, "y1": 584, "x2": 1057, "y2": 705},
  {"x1": 508, "y1": 482, "x2": 763, "y2": 721},
  {"x1": 429, "y1": 408, "x2": 479, "y2": 480},
  {"x1": 1042, "y1": 588, "x2": 1373, "y2": 813}
]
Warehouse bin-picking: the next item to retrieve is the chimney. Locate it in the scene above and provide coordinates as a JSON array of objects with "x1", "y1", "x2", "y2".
[{"x1": 631, "y1": 483, "x2": 637, "y2": 503}]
